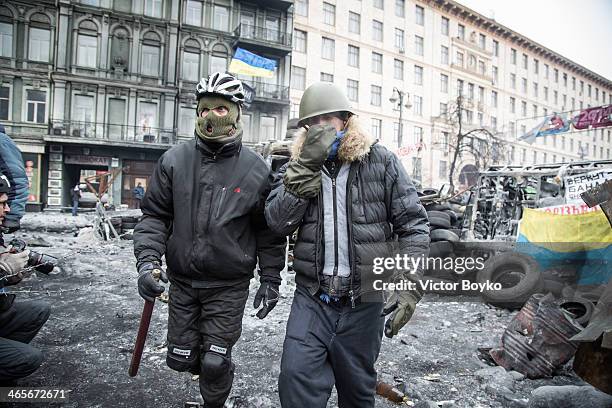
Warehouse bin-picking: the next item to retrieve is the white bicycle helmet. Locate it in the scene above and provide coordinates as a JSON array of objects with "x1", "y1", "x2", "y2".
[{"x1": 196, "y1": 72, "x2": 245, "y2": 105}]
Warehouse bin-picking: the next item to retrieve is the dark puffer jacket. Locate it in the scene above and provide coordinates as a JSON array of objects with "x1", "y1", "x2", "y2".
[
  {"x1": 134, "y1": 136, "x2": 286, "y2": 286},
  {"x1": 0, "y1": 131, "x2": 28, "y2": 229},
  {"x1": 265, "y1": 117, "x2": 430, "y2": 301}
]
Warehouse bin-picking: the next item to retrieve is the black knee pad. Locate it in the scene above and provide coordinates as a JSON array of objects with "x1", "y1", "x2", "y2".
[
  {"x1": 201, "y1": 351, "x2": 231, "y2": 381},
  {"x1": 166, "y1": 344, "x2": 199, "y2": 374}
]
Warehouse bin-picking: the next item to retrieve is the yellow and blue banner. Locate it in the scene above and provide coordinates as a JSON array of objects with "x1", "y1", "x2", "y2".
[
  {"x1": 228, "y1": 48, "x2": 276, "y2": 78},
  {"x1": 517, "y1": 208, "x2": 612, "y2": 285}
]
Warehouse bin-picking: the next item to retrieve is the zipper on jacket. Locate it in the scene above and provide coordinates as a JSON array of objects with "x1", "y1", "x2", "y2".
[
  {"x1": 346, "y1": 163, "x2": 358, "y2": 308},
  {"x1": 215, "y1": 187, "x2": 227, "y2": 218},
  {"x1": 332, "y1": 177, "x2": 339, "y2": 278}
]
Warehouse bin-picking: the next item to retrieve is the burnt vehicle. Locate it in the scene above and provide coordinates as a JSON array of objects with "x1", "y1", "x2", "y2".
[{"x1": 423, "y1": 159, "x2": 612, "y2": 313}]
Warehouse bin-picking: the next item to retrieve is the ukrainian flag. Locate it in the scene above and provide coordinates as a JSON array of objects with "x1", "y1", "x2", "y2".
[
  {"x1": 517, "y1": 208, "x2": 612, "y2": 285},
  {"x1": 229, "y1": 48, "x2": 276, "y2": 78}
]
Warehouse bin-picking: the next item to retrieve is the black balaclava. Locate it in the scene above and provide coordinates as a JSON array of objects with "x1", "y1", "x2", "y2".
[{"x1": 195, "y1": 95, "x2": 243, "y2": 145}]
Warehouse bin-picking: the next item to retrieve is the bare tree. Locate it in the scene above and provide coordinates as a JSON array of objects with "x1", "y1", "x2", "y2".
[{"x1": 435, "y1": 94, "x2": 507, "y2": 190}]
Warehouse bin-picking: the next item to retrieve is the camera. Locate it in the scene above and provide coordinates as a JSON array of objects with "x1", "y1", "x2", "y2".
[{"x1": 8, "y1": 238, "x2": 58, "y2": 274}]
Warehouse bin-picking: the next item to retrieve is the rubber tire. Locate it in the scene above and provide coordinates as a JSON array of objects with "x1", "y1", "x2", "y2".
[
  {"x1": 444, "y1": 210, "x2": 458, "y2": 224},
  {"x1": 425, "y1": 203, "x2": 452, "y2": 212},
  {"x1": 477, "y1": 252, "x2": 543, "y2": 309},
  {"x1": 429, "y1": 241, "x2": 454, "y2": 258},
  {"x1": 559, "y1": 297, "x2": 595, "y2": 326},
  {"x1": 429, "y1": 216, "x2": 451, "y2": 230},
  {"x1": 426, "y1": 211, "x2": 451, "y2": 222},
  {"x1": 430, "y1": 229, "x2": 459, "y2": 243}
]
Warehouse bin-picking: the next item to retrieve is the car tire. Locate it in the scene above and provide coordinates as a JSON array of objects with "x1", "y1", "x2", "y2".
[
  {"x1": 430, "y1": 229, "x2": 460, "y2": 243},
  {"x1": 477, "y1": 252, "x2": 543, "y2": 309},
  {"x1": 559, "y1": 297, "x2": 595, "y2": 326}
]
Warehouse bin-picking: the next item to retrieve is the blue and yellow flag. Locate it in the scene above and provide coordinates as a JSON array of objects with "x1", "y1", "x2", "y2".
[
  {"x1": 517, "y1": 208, "x2": 612, "y2": 285},
  {"x1": 229, "y1": 48, "x2": 276, "y2": 78}
]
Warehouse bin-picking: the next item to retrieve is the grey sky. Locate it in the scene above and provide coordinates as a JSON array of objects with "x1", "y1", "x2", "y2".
[{"x1": 456, "y1": 0, "x2": 612, "y2": 80}]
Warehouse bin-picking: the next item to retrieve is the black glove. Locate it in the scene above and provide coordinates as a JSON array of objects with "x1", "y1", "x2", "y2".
[
  {"x1": 0, "y1": 250, "x2": 29, "y2": 287},
  {"x1": 253, "y1": 279, "x2": 280, "y2": 319},
  {"x1": 137, "y1": 261, "x2": 168, "y2": 303}
]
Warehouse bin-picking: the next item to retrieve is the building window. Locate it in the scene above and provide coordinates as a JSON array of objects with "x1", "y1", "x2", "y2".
[
  {"x1": 521, "y1": 77, "x2": 527, "y2": 94},
  {"x1": 322, "y1": 2, "x2": 335, "y2": 25},
  {"x1": 510, "y1": 73, "x2": 516, "y2": 89},
  {"x1": 533, "y1": 82, "x2": 539, "y2": 98},
  {"x1": 521, "y1": 101, "x2": 527, "y2": 116},
  {"x1": 492, "y1": 66, "x2": 498, "y2": 83},
  {"x1": 415, "y1": 5, "x2": 424, "y2": 25},
  {"x1": 522, "y1": 53, "x2": 528, "y2": 69},
  {"x1": 441, "y1": 17, "x2": 449, "y2": 36},
  {"x1": 144, "y1": 0, "x2": 162, "y2": 18},
  {"x1": 210, "y1": 55, "x2": 227, "y2": 74},
  {"x1": 491, "y1": 91, "x2": 498, "y2": 108},
  {"x1": 347, "y1": 45, "x2": 359, "y2": 67},
  {"x1": 182, "y1": 51, "x2": 199, "y2": 80},
  {"x1": 291, "y1": 66, "x2": 306, "y2": 91},
  {"x1": 178, "y1": 107, "x2": 195, "y2": 136},
  {"x1": 395, "y1": 0, "x2": 405, "y2": 17},
  {"x1": 29, "y1": 27, "x2": 50, "y2": 62},
  {"x1": 478, "y1": 86, "x2": 484, "y2": 103},
  {"x1": 294, "y1": 29, "x2": 307, "y2": 52},
  {"x1": 439, "y1": 160, "x2": 447, "y2": 178},
  {"x1": 185, "y1": 0, "x2": 202, "y2": 26},
  {"x1": 347, "y1": 79, "x2": 359, "y2": 102},
  {"x1": 373, "y1": 0, "x2": 384, "y2": 9},
  {"x1": 141, "y1": 44, "x2": 160, "y2": 76},
  {"x1": 261, "y1": 116, "x2": 276, "y2": 141},
  {"x1": 534, "y1": 59, "x2": 539, "y2": 74},
  {"x1": 372, "y1": 20, "x2": 383, "y2": 42},
  {"x1": 491, "y1": 116, "x2": 497, "y2": 130},
  {"x1": 394, "y1": 59, "x2": 404, "y2": 80},
  {"x1": 394, "y1": 28, "x2": 405, "y2": 50},
  {"x1": 554, "y1": 90, "x2": 558, "y2": 105},
  {"x1": 371, "y1": 118, "x2": 382, "y2": 140},
  {"x1": 554, "y1": 68, "x2": 559, "y2": 83},
  {"x1": 348, "y1": 12, "x2": 360, "y2": 34},
  {"x1": 414, "y1": 65, "x2": 423, "y2": 85},
  {"x1": 320, "y1": 72, "x2": 333, "y2": 82},
  {"x1": 77, "y1": 34, "x2": 97, "y2": 68},
  {"x1": 295, "y1": 0, "x2": 308, "y2": 16},
  {"x1": 414, "y1": 126, "x2": 423, "y2": 143},
  {"x1": 413, "y1": 96, "x2": 423, "y2": 116},
  {"x1": 371, "y1": 85, "x2": 382, "y2": 106},
  {"x1": 458, "y1": 24, "x2": 465, "y2": 40},
  {"x1": 440, "y1": 103, "x2": 447, "y2": 115},
  {"x1": 456, "y1": 79, "x2": 464, "y2": 95},
  {"x1": 544, "y1": 64, "x2": 549, "y2": 78},
  {"x1": 0, "y1": 87, "x2": 9, "y2": 120},
  {"x1": 478, "y1": 33, "x2": 486, "y2": 49},
  {"x1": 0, "y1": 23, "x2": 12, "y2": 58},
  {"x1": 563, "y1": 73, "x2": 568, "y2": 87},
  {"x1": 321, "y1": 37, "x2": 335, "y2": 60},
  {"x1": 26, "y1": 89, "x2": 46, "y2": 123},
  {"x1": 440, "y1": 74, "x2": 448, "y2": 93},
  {"x1": 533, "y1": 104, "x2": 537, "y2": 116},
  {"x1": 544, "y1": 86, "x2": 548, "y2": 101},
  {"x1": 456, "y1": 51, "x2": 464, "y2": 67},
  {"x1": 414, "y1": 35, "x2": 424, "y2": 56},
  {"x1": 72, "y1": 94, "x2": 94, "y2": 133},
  {"x1": 478, "y1": 60, "x2": 485, "y2": 75},
  {"x1": 492, "y1": 40, "x2": 499, "y2": 57},
  {"x1": 510, "y1": 97, "x2": 515, "y2": 113},
  {"x1": 441, "y1": 45, "x2": 448, "y2": 65},
  {"x1": 511, "y1": 48, "x2": 516, "y2": 64},
  {"x1": 213, "y1": 6, "x2": 229, "y2": 31},
  {"x1": 371, "y1": 52, "x2": 382, "y2": 74},
  {"x1": 138, "y1": 101, "x2": 157, "y2": 138}
]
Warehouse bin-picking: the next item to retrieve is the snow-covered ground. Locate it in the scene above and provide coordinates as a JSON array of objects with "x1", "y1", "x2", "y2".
[{"x1": 3, "y1": 212, "x2": 586, "y2": 408}]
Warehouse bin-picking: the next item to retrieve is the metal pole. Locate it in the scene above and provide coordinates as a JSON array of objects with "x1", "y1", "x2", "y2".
[{"x1": 398, "y1": 91, "x2": 403, "y2": 148}]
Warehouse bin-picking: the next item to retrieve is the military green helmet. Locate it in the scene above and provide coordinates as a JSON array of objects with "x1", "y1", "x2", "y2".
[{"x1": 298, "y1": 82, "x2": 356, "y2": 127}]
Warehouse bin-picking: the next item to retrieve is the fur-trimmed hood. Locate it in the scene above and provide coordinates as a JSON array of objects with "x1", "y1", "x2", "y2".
[{"x1": 290, "y1": 116, "x2": 375, "y2": 163}]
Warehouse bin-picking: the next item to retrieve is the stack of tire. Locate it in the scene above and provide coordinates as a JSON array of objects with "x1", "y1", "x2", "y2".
[{"x1": 109, "y1": 215, "x2": 140, "y2": 239}]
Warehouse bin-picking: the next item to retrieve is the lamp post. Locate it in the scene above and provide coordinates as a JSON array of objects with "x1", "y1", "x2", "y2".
[{"x1": 389, "y1": 87, "x2": 411, "y2": 149}]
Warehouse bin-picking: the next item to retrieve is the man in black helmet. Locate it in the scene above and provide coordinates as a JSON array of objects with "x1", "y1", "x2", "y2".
[
  {"x1": 265, "y1": 82, "x2": 430, "y2": 407},
  {"x1": 0, "y1": 173, "x2": 51, "y2": 386},
  {"x1": 133, "y1": 72, "x2": 286, "y2": 407}
]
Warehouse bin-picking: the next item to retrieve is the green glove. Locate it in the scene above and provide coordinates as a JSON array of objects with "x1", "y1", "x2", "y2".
[
  {"x1": 296, "y1": 124, "x2": 337, "y2": 171},
  {"x1": 382, "y1": 290, "x2": 419, "y2": 338},
  {"x1": 283, "y1": 124, "x2": 336, "y2": 198}
]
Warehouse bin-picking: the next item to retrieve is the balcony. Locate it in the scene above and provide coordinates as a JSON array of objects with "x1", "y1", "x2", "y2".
[
  {"x1": 244, "y1": 82, "x2": 290, "y2": 105},
  {"x1": 233, "y1": 24, "x2": 292, "y2": 56},
  {"x1": 48, "y1": 119, "x2": 175, "y2": 148}
]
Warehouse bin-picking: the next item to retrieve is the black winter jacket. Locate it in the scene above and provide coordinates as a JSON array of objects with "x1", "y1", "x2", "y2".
[
  {"x1": 265, "y1": 118, "x2": 430, "y2": 301},
  {"x1": 134, "y1": 137, "x2": 286, "y2": 286}
]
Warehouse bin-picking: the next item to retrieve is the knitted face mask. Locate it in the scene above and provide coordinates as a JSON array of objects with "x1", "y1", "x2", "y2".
[{"x1": 195, "y1": 95, "x2": 242, "y2": 144}]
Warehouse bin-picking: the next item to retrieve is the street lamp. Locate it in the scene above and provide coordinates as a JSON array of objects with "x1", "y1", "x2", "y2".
[{"x1": 389, "y1": 87, "x2": 411, "y2": 148}]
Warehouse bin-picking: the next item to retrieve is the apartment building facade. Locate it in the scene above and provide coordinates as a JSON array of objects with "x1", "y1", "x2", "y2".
[
  {"x1": 0, "y1": 0, "x2": 292, "y2": 209},
  {"x1": 290, "y1": 0, "x2": 612, "y2": 188}
]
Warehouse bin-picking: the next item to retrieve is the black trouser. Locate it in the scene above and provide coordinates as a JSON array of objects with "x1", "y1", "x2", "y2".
[
  {"x1": 0, "y1": 301, "x2": 51, "y2": 382},
  {"x1": 279, "y1": 286, "x2": 384, "y2": 408},
  {"x1": 166, "y1": 279, "x2": 250, "y2": 408}
]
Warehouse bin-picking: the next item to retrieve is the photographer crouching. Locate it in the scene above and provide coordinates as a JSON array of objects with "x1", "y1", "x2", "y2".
[{"x1": 0, "y1": 173, "x2": 50, "y2": 386}]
